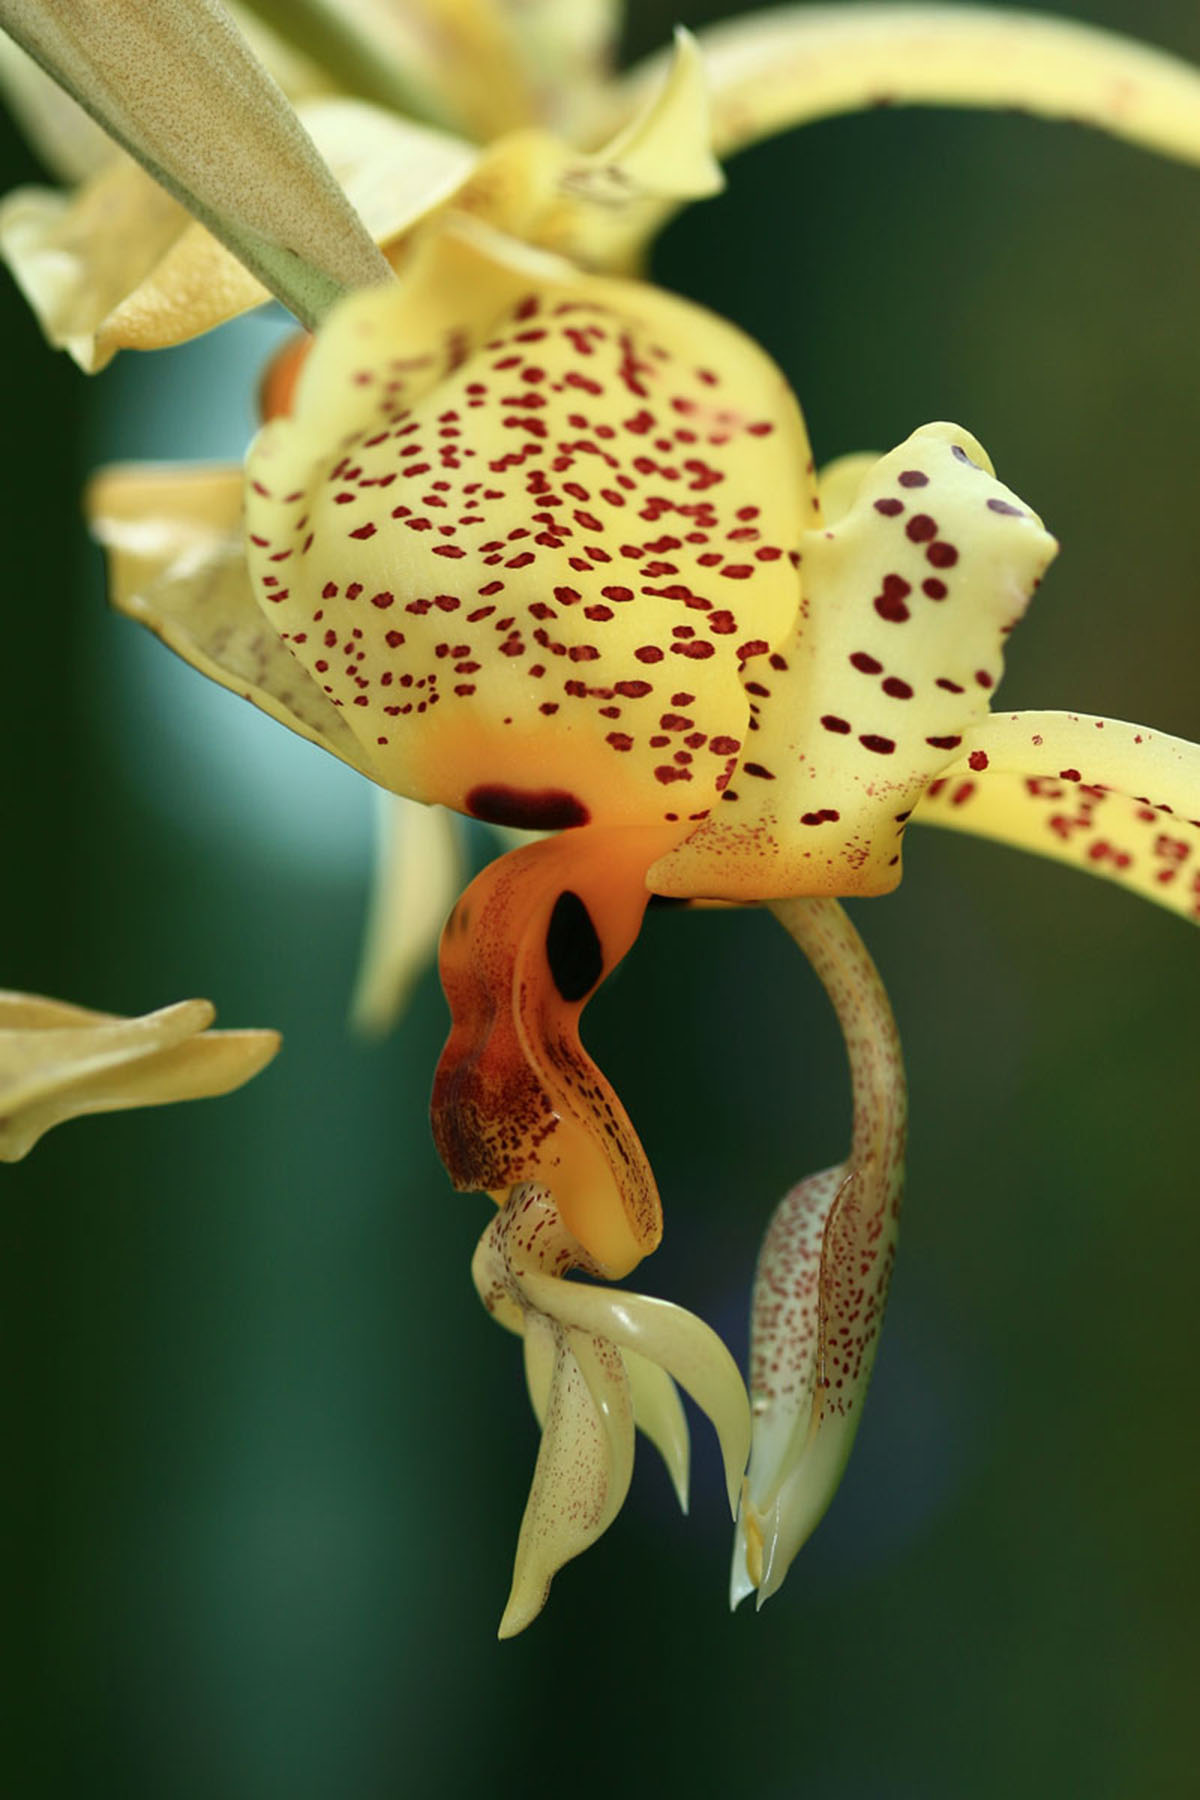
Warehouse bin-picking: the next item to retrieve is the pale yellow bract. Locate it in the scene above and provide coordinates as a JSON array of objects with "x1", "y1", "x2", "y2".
[{"x1": 4, "y1": 0, "x2": 1200, "y2": 1634}]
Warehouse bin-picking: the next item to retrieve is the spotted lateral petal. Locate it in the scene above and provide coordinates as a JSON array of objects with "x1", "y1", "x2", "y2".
[
  {"x1": 0, "y1": 993, "x2": 279, "y2": 1161},
  {"x1": 652, "y1": 423, "x2": 1056, "y2": 900},
  {"x1": 473, "y1": 1182, "x2": 751, "y2": 1635},
  {"x1": 245, "y1": 221, "x2": 809, "y2": 832},
  {"x1": 614, "y1": 5, "x2": 1200, "y2": 169},
  {"x1": 732, "y1": 897, "x2": 906, "y2": 1609},
  {"x1": 88, "y1": 462, "x2": 372, "y2": 776},
  {"x1": 914, "y1": 711, "x2": 1200, "y2": 923},
  {"x1": 433, "y1": 825, "x2": 683, "y2": 1277}
]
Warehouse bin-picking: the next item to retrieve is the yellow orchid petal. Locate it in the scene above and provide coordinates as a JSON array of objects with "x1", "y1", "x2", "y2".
[
  {"x1": 0, "y1": 992, "x2": 279, "y2": 1162},
  {"x1": 0, "y1": 101, "x2": 476, "y2": 370},
  {"x1": 651, "y1": 423, "x2": 1056, "y2": 900},
  {"x1": 0, "y1": 0, "x2": 392, "y2": 327},
  {"x1": 616, "y1": 5, "x2": 1200, "y2": 169},
  {"x1": 817, "y1": 450, "x2": 879, "y2": 528},
  {"x1": 434, "y1": 827, "x2": 677, "y2": 1278},
  {"x1": 501, "y1": 1319, "x2": 634, "y2": 1639},
  {"x1": 246, "y1": 220, "x2": 809, "y2": 828},
  {"x1": 914, "y1": 710, "x2": 1200, "y2": 923},
  {"x1": 88, "y1": 462, "x2": 372, "y2": 777},
  {"x1": 0, "y1": 34, "x2": 118, "y2": 180},
  {"x1": 622, "y1": 1348, "x2": 690, "y2": 1516},
  {"x1": 732, "y1": 897, "x2": 906, "y2": 1609},
  {"x1": 518, "y1": 1267, "x2": 751, "y2": 1517},
  {"x1": 473, "y1": 1182, "x2": 751, "y2": 1634},
  {"x1": 513, "y1": 1222, "x2": 691, "y2": 1514},
  {"x1": 350, "y1": 793, "x2": 462, "y2": 1035}
]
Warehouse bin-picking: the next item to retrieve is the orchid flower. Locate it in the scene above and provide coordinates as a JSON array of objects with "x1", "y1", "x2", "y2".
[
  {"x1": 5, "y1": 0, "x2": 1200, "y2": 1633},
  {"x1": 0, "y1": 991, "x2": 279, "y2": 1160}
]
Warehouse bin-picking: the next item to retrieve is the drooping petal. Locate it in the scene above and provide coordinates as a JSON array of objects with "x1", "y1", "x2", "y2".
[
  {"x1": 0, "y1": 992, "x2": 280, "y2": 1161},
  {"x1": 0, "y1": 102, "x2": 475, "y2": 370},
  {"x1": 731, "y1": 897, "x2": 906, "y2": 1609},
  {"x1": 613, "y1": 5, "x2": 1200, "y2": 169},
  {"x1": 913, "y1": 710, "x2": 1200, "y2": 923},
  {"x1": 87, "y1": 462, "x2": 373, "y2": 776},
  {"x1": 434, "y1": 826, "x2": 681, "y2": 1278},
  {"x1": 0, "y1": 0, "x2": 392, "y2": 327},
  {"x1": 245, "y1": 219, "x2": 809, "y2": 828},
  {"x1": 350, "y1": 793, "x2": 462, "y2": 1035},
  {"x1": 651, "y1": 423, "x2": 1056, "y2": 900},
  {"x1": 472, "y1": 1182, "x2": 751, "y2": 1635}
]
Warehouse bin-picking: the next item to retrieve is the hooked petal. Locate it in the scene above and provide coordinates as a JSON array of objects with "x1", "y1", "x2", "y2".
[
  {"x1": 87, "y1": 462, "x2": 373, "y2": 777},
  {"x1": 433, "y1": 826, "x2": 678, "y2": 1277},
  {"x1": 914, "y1": 710, "x2": 1200, "y2": 923},
  {"x1": 473, "y1": 1182, "x2": 751, "y2": 1634},
  {"x1": 350, "y1": 793, "x2": 463, "y2": 1035},
  {"x1": 732, "y1": 897, "x2": 906, "y2": 1608},
  {"x1": 652, "y1": 423, "x2": 1056, "y2": 900},
  {"x1": 0, "y1": 992, "x2": 279, "y2": 1161},
  {"x1": 245, "y1": 220, "x2": 808, "y2": 827},
  {"x1": 615, "y1": 5, "x2": 1200, "y2": 170},
  {"x1": 0, "y1": 0, "x2": 392, "y2": 327}
]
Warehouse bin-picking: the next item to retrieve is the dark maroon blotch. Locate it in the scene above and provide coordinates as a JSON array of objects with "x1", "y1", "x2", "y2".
[{"x1": 466, "y1": 785, "x2": 590, "y2": 830}]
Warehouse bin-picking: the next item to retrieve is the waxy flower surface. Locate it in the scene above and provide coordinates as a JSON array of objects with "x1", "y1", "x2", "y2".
[{"x1": 6, "y1": 0, "x2": 1200, "y2": 1635}]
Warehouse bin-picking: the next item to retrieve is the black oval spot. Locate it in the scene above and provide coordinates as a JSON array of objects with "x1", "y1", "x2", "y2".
[
  {"x1": 546, "y1": 891, "x2": 604, "y2": 1002},
  {"x1": 466, "y1": 784, "x2": 590, "y2": 830}
]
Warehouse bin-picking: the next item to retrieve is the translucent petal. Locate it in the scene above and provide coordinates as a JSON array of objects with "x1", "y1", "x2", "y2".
[
  {"x1": 0, "y1": 103, "x2": 475, "y2": 370},
  {"x1": 0, "y1": 992, "x2": 279, "y2": 1161},
  {"x1": 652, "y1": 423, "x2": 1056, "y2": 900},
  {"x1": 0, "y1": 0, "x2": 392, "y2": 327},
  {"x1": 914, "y1": 710, "x2": 1200, "y2": 923},
  {"x1": 350, "y1": 794, "x2": 463, "y2": 1035},
  {"x1": 494, "y1": 0, "x2": 623, "y2": 136},
  {"x1": 434, "y1": 828, "x2": 678, "y2": 1278},
  {"x1": 615, "y1": 4, "x2": 1200, "y2": 168},
  {"x1": 731, "y1": 898, "x2": 906, "y2": 1608},
  {"x1": 235, "y1": 0, "x2": 462, "y2": 128},
  {"x1": 245, "y1": 219, "x2": 809, "y2": 826},
  {"x1": 88, "y1": 463, "x2": 372, "y2": 776}
]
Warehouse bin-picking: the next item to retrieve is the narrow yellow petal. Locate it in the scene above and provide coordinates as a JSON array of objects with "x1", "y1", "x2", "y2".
[
  {"x1": 519, "y1": 1272, "x2": 751, "y2": 1516},
  {"x1": 0, "y1": 0, "x2": 392, "y2": 325},
  {"x1": 623, "y1": 1347, "x2": 690, "y2": 1515},
  {"x1": 494, "y1": 0, "x2": 622, "y2": 137},
  {"x1": 913, "y1": 710, "x2": 1200, "y2": 923},
  {"x1": 731, "y1": 898, "x2": 906, "y2": 1609},
  {"x1": 499, "y1": 1323, "x2": 633, "y2": 1639},
  {"x1": 616, "y1": 5, "x2": 1200, "y2": 169},
  {"x1": 246, "y1": 218, "x2": 809, "y2": 827},
  {"x1": 349, "y1": 794, "x2": 462, "y2": 1036},
  {"x1": 652, "y1": 423, "x2": 1056, "y2": 900},
  {"x1": 0, "y1": 992, "x2": 279, "y2": 1161},
  {"x1": 88, "y1": 462, "x2": 373, "y2": 777}
]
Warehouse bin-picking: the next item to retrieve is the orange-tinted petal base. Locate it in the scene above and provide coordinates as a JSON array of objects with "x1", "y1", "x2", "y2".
[{"x1": 432, "y1": 823, "x2": 682, "y2": 1276}]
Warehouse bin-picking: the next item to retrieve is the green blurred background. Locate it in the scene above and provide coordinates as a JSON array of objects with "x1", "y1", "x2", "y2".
[{"x1": 4, "y1": 2, "x2": 1200, "y2": 1794}]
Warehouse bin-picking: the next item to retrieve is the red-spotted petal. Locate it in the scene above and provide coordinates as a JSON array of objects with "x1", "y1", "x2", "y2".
[
  {"x1": 244, "y1": 221, "x2": 810, "y2": 834},
  {"x1": 651, "y1": 423, "x2": 1056, "y2": 899},
  {"x1": 914, "y1": 710, "x2": 1200, "y2": 923}
]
